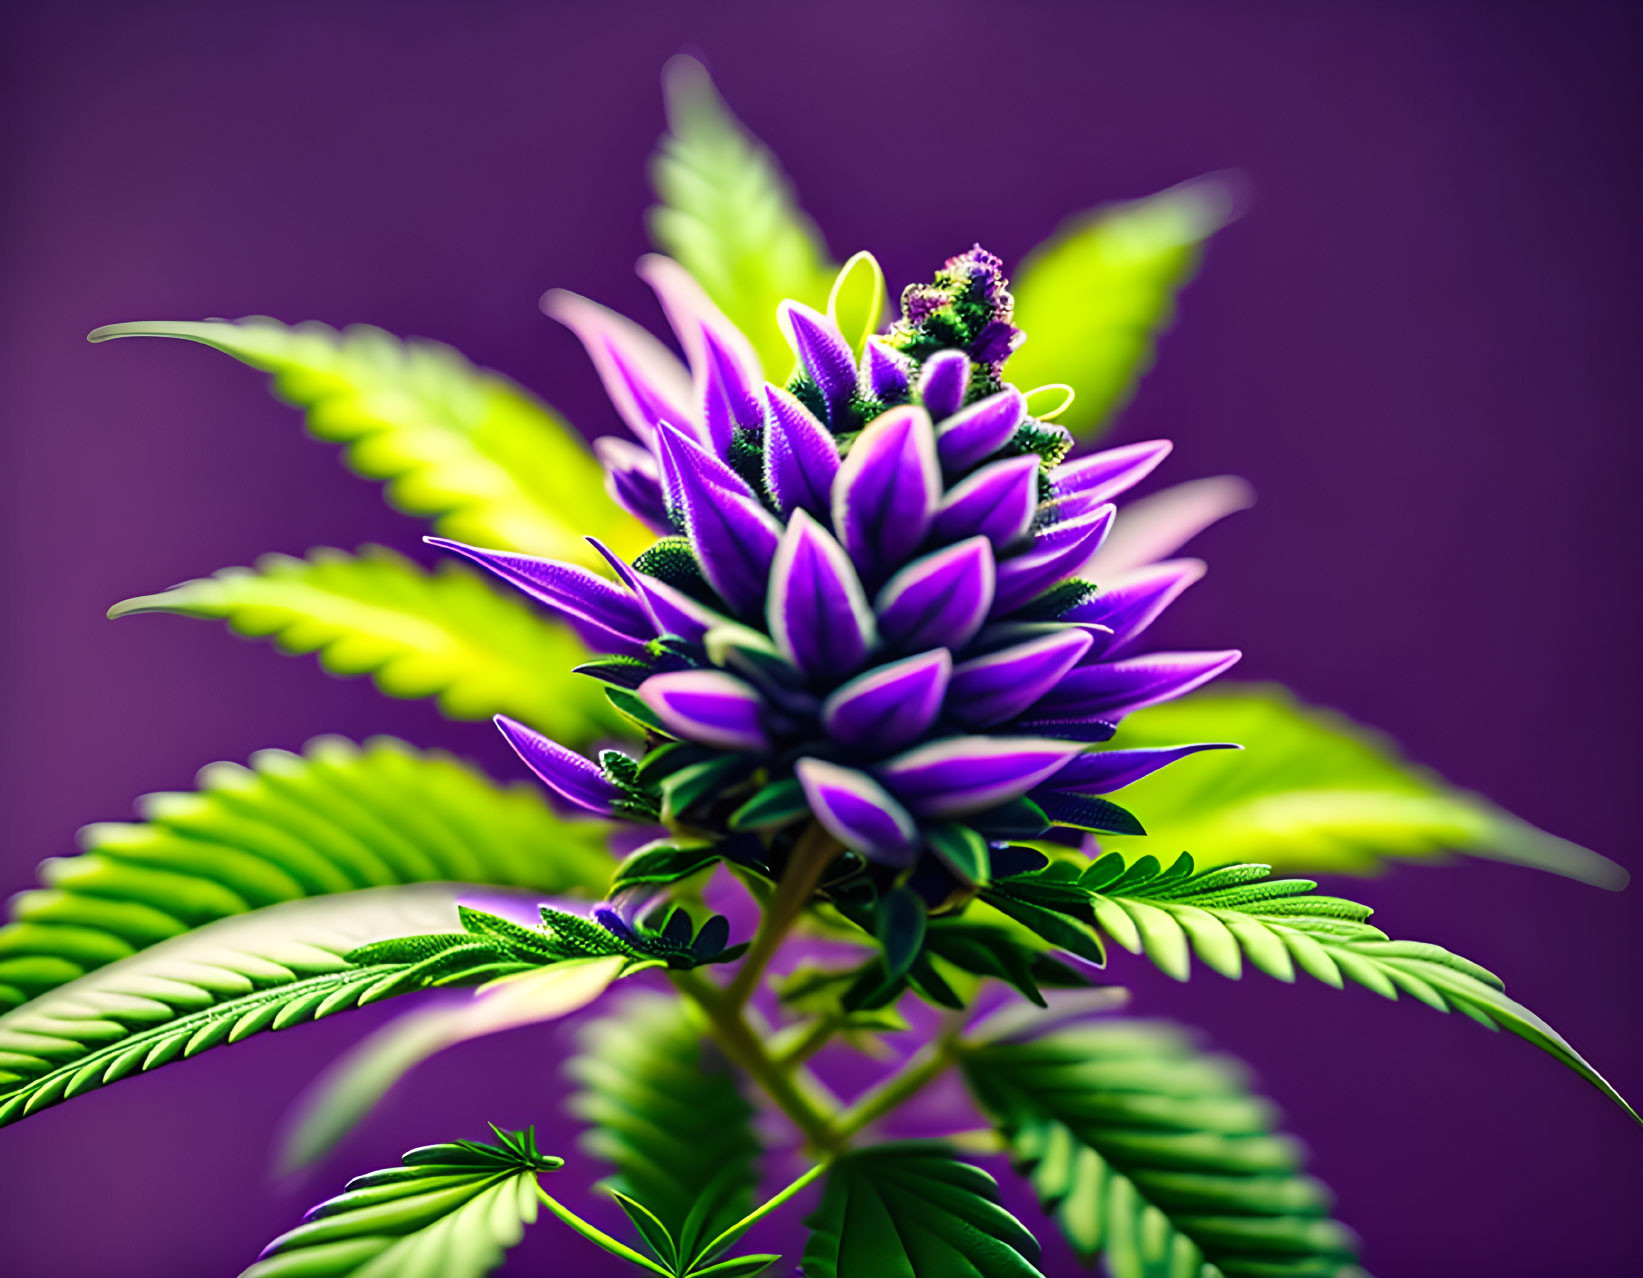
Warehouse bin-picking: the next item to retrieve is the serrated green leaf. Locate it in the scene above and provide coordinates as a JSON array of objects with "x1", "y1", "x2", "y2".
[
  {"x1": 961, "y1": 1023, "x2": 1361, "y2": 1277},
  {"x1": 0, "y1": 736, "x2": 612, "y2": 1010},
  {"x1": 647, "y1": 56, "x2": 835, "y2": 375},
  {"x1": 88, "y1": 316, "x2": 645, "y2": 562},
  {"x1": 109, "y1": 546, "x2": 615, "y2": 737},
  {"x1": 614, "y1": 843, "x2": 726, "y2": 891},
  {"x1": 1008, "y1": 175, "x2": 1235, "y2": 438},
  {"x1": 1106, "y1": 685, "x2": 1625, "y2": 886},
  {"x1": 801, "y1": 1142, "x2": 1044, "y2": 1278}
]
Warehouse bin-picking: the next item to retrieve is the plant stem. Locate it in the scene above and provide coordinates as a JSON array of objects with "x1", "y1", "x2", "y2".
[
  {"x1": 823, "y1": 1020, "x2": 967, "y2": 1150},
  {"x1": 723, "y1": 822, "x2": 839, "y2": 1012},
  {"x1": 535, "y1": 1187, "x2": 674, "y2": 1276},
  {"x1": 691, "y1": 1163, "x2": 827, "y2": 1267},
  {"x1": 774, "y1": 1011, "x2": 843, "y2": 1068}
]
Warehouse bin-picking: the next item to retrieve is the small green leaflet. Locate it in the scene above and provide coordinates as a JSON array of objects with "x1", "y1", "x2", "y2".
[
  {"x1": 243, "y1": 1126, "x2": 561, "y2": 1278},
  {"x1": 801, "y1": 1142, "x2": 1045, "y2": 1278},
  {"x1": 109, "y1": 545, "x2": 616, "y2": 737},
  {"x1": 1106, "y1": 684, "x2": 1625, "y2": 886},
  {"x1": 87, "y1": 316, "x2": 646, "y2": 563},
  {"x1": 961, "y1": 1023, "x2": 1362, "y2": 1277},
  {"x1": 0, "y1": 736, "x2": 612, "y2": 1010}
]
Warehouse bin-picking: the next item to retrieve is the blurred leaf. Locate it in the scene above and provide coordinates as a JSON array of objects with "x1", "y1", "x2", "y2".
[
  {"x1": 1106, "y1": 685, "x2": 1626, "y2": 886},
  {"x1": 0, "y1": 735, "x2": 612, "y2": 1010},
  {"x1": 88, "y1": 317, "x2": 645, "y2": 562},
  {"x1": 1008, "y1": 175, "x2": 1236, "y2": 438},
  {"x1": 109, "y1": 544, "x2": 615, "y2": 739},
  {"x1": 648, "y1": 56, "x2": 836, "y2": 375}
]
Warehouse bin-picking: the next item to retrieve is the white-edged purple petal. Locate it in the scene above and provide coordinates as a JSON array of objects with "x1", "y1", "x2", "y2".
[
  {"x1": 653, "y1": 418, "x2": 758, "y2": 502},
  {"x1": 639, "y1": 669, "x2": 769, "y2": 752},
  {"x1": 1047, "y1": 650, "x2": 1242, "y2": 721},
  {"x1": 796, "y1": 758, "x2": 920, "y2": 865},
  {"x1": 1041, "y1": 743, "x2": 1239, "y2": 794},
  {"x1": 861, "y1": 337, "x2": 911, "y2": 402},
  {"x1": 991, "y1": 505, "x2": 1116, "y2": 614},
  {"x1": 763, "y1": 384, "x2": 840, "y2": 520},
  {"x1": 698, "y1": 322, "x2": 764, "y2": 455},
  {"x1": 821, "y1": 649, "x2": 952, "y2": 752},
  {"x1": 1063, "y1": 559, "x2": 1206, "y2": 656},
  {"x1": 631, "y1": 571, "x2": 731, "y2": 643},
  {"x1": 542, "y1": 289, "x2": 693, "y2": 445},
  {"x1": 832, "y1": 405, "x2": 941, "y2": 577},
  {"x1": 874, "y1": 536, "x2": 996, "y2": 652},
  {"x1": 935, "y1": 387, "x2": 1025, "y2": 472},
  {"x1": 767, "y1": 509, "x2": 876, "y2": 680},
  {"x1": 427, "y1": 537, "x2": 652, "y2": 655},
  {"x1": 636, "y1": 253, "x2": 761, "y2": 384},
  {"x1": 495, "y1": 714, "x2": 624, "y2": 816},
  {"x1": 662, "y1": 433, "x2": 783, "y2": 615},
  {"x1": 877, "y1": 737, "x2": 1085, "y2": 818},
  {"x1": 779, "y1": 301, "x2": 857, "y2": 422},
  {"x1": 1049, "y1": 440, "x2": 1173, "y2": 506},
  {"x1": 594, "y1": 436, "x2": 672, "y2": 533},
  {"x1": 917, "y1": 350, "x2": 970, "y2": 421},
  {"x1": 1086, "y1": 475, "x2": 1255, "y2": 576},
  {"x1": 933, "y1": 455, "x2": 1040, "y2": 550},
  {"x1": 948, "y1": 628, "x2": 1095, "y2": 728}
]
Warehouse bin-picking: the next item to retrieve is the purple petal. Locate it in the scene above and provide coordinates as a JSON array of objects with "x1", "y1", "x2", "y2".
[
  {"x1": 832, "y1": 405, "x2": 941, "y2": 577},
  {"x1": 1062, "y1": 559, "x2": 1206, "y2": 656},
  {"x1": 1010, "y1": 714, "x2": 1118, "y2": 743},
  {"x1": 763, "y1": 385, "x2": 840, "y2": 520},
  {"x1": 821, "y1": 649, "x2": 952, "y2": 752},
  {"x1": 1086, "y1": 476, "x2": 1255, "y2": 577},
  {"x1": 698, "y1": 322, "x2": 765, "y2": 455},
  {"x1": 495, "y1": 715, "x2": 623, "y2": 816},
  {"x1": 1041, "y1": 743, "x2": 1239, "y2": 794},
  {"x1": 935, "y1": 388, "x2": 1026, "y2": 472},
  {"x1": 779, "y1": 301, "x2": 857, "y2": 422},
  {"x1": 933, "y1": 455, "x2": 1040, "y2": 551},
  {"x1": 861, "y1": 337, "x2": 911, "y2": 402},
  {"x1": 877, "y1": 737, "x2": 1085, "y2": 818},
  {"x1": 767, "y1": 509, "x2": 876, "y2": 680},
  {"x1": 639, "y1": 670, "x2": 769, "y2": 752},
  {"x1": 1047, "y1": 650, "x2": 1242, "y2": 721},
  {"x1": 636, "y1": 253, "x2": 762, "y2": 385},
  {"x1": 1049, "y1": 440, "x2": 1173, "y2": 506},
  {"x1": 426, "y1": 537, "x2": 652, "y2": 655},
  {"x1": 594, "y1": 436, "x2": 672, "y2": 534},
  {"x1": 796, "y1": 758, "x2": 919, "y2": 865},
  {"x1": 874, "y1": 536, "x2": 996, "y2": 652},
  {"x1": 659, "y1": 432, "x2": 783, "y2": 615},
  {"x1": 543, "y1": 289, "x2": 693, "y2": 445},
  {"x1": 948, "y1": 628, "x2": 1095, "y2": 728},
  {"x1": 631, "y1": 571, "x2": 731, "y2": 644},
  {"x1": 917, "y1": 350, "x2": 970, "y2": 421},
  {"x1": 654, "y1": 418, "x2": 758, "y2": 502},
  {"x1": 991, "y1": 505, "x2": 1117, "y2": 615}
]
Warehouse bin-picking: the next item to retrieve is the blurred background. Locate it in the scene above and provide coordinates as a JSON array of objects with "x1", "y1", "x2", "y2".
[{"x1": 2, "y1": 2, "x2": 1639, "y2": 1275}]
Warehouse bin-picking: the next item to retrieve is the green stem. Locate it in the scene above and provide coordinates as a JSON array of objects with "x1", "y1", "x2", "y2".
[
  {"x1": 824, "y1": 1023, "x2": 966, "y2": 1150},
  {"x1": 691, "y1": 1163, "x2": 828, "y2": 1268},
  {"x1": 774, "y1": 1011, "x2": 843, "y2": 1068},
  {"x1": 723, "y1": 822, "x2": 839, "y2": 1011},
  {"x1": 535, "y1": 1187, "x2": 674, "y2": 1276}
]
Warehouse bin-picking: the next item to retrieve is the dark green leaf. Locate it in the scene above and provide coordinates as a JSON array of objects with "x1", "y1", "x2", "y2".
[
  {"x1": 876, "y1": 888, "x2": 927, "y2": 985},
  {"x1": 615, "y1": 843, "x2": 726, "y2": 890}
]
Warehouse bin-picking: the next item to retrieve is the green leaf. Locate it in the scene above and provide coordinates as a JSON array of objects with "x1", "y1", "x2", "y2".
[
  {"x1": 0, "y1": 736, "x2": 612, "y2": 1010},
  {"x1": 1106, "y1": 685, "x2": 1626, "y2": 886},
  {"x1": 614, "y1": 842, "x2": 726, "y2": 891},
  {"x1": 108, "y1": 545, "x2": 615, "y2": 737},
  {"x1": 801, "y1": 1142, "x2": 1044, "y2": 1278},
  {"x1": 87, "y1": 316, "x2": 645, "y2": 563},
  {"x1": 244, "y1": 1125, "x2": 561, "y2": 1278},
  {"x1": 961, "y1": 1023, "x2": 1362, "y2": 1277},
  {"x1": 648, "y1": 56, "x2": 836, "y2": 375},
  {"x1": 570, "y1": 993, "x2": 761, "y2": 1258},
  {"x1": 1008, "y1": 175, "x2": 1235, "y2": 438},
  {"x1": 827, "y1": 251, "x2": 887, "y2": 358},
  {"x1": 686, "y1": 1256, "x2": 780, "y2": 1277}
]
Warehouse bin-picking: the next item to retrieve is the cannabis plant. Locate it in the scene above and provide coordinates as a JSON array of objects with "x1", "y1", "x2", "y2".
[{"x1": 1, "y1": 58, "x2": 1631, "y2": 1277}]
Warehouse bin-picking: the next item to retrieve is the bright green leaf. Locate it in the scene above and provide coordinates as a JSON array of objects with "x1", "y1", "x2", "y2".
[{"x1": 827, "y1": 251, "x2": 886, "y2": 358}]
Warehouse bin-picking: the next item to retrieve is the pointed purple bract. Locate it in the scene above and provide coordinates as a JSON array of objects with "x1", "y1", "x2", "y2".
[
  {"x1": 767, "y1": 509, "x2": 876, "y2": 680},
  {"x1": 664, "y1": 434, "x2": 783, "y2": 615},
  {"x1": 933, "y1": 455, "x2": 1040, "y2": 550},
  {"x1": 796, "y1": 758, "x2": 919, "y2": 864},
  {"x1": 917, "y1": 349, "x2": 970, "y2": 421},
  {"x1": 1050, "y1": 440, "x2": 1173, "y2": 506},
  {"x1": 935, "y1": 387, "x2": 1025, "y2": 473},
  {"x1": 763, "y1": 385, "x2": 840, "y2": 520},
  {"x1": 654, "y1": 419, "x2": 758, "y2": 502},
  {"x1": 1063, "y1": 559, "x2": 1206, "y2": 656},
  {"x1": 861, "y1": 337, "x2": 911, "y2": 402},
  {"x1": 991, "y1": 505, "x2": 1116, "y2": 614},
  {"x1": 948, "y1": 628, "x2": 1095, "y2": 727},
  {"x1": 698, "y1": 322, "x2": 764, "y2": 454},
  {"x1": 821, "y1": 649, "x2": 952, "y2": 752},
  {"x1": 874, "y1": 536, "x2": 996, "y2": 652},
  {"x1": 1049, "y1": 650, "x2": 1242, "y2": 721},
  {"x1": 639, "y1": 669, "x2": 770, "y2": 752},
  {"x1": 544, "y1": 289, "x2": 691, "y2": 445},
  {"x1": 631, "y1": 571, "x2": 729, "y2": 644},
  {"x1": 832, "y1": 405, "x2": 941, "y2": 577},
  {"x1": 495, "y1": 715, "x2": 623, "y2": 816},
  {"x1": 637, "y1": 253, "x2": 760, "y2": 381},
  {"x1": 779, "y1": 301, "x2": 857, "y2": 422},
  {"x1": 1041, "y1": 742, "x2": 1239, "y2": 794},
  {"x1": 878, "y1": 737, "x2": 1085, "y2": 818},
  {"x1": 1086, "y1": 476, "x2": 1254, "y2": 577},
  {"x1": 594, "y1": 437, "x2": 671, "y2": 534}
]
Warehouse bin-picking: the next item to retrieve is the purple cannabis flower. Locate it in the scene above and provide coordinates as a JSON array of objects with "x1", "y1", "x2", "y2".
[{"x1": 437, "y1": 249, "x2": 1239, "y2": 906}]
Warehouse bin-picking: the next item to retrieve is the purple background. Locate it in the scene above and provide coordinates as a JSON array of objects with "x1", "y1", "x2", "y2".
[{"x1": 3, "y1": 2, "x2": 1639, "y2": 1275}]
